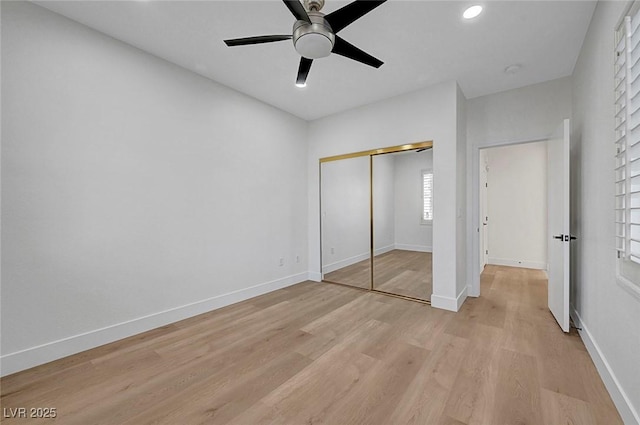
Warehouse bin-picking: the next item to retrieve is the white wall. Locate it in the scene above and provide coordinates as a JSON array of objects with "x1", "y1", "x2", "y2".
[
  {"x1": 467, "y1": 77, "x2": 573, "y2": 147},
  {"x1": 456, "y1": 85, "x2": 467, "y2": 298},
  {"x1": 1, "y1": 2, "x2": 308, "y2": 375},
  {"x1": 466, "y1": 77, "x2": 572, "y2": 296},
  {"x1": 571, "y1": 1, "x2": 640, "y2": 423},
  {"x1": 393, "y1": 150, "x2": 433, "y2": 251},
  {"x1": 485, "y1": 142, "x2": 548, "y2": 270},
  {"x1": 308, "y1": 81, "x2": 467, "y2": 311}
]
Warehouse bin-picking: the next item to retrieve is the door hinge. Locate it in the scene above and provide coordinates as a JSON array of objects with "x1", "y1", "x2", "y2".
[{"x1": 553, "y1": 234, "x2": 577, "y2": 242}]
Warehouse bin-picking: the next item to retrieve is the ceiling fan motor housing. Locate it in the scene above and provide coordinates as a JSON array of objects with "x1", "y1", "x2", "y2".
[
  {"x1": 305, "y1": 0, "x2": 325, "y2": 12},
  {"x1": 293, "y1": 12, "x2": 335, "y2": 59}
]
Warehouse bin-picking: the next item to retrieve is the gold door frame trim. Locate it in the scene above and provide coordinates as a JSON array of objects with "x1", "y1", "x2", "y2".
[
  {"x1": 319, "y1": 140, "x2": 433, "y2": 305},
  {"x1": 319, "y1": 141, "x2": 433, "y2": 163},
  {"x1": 322, "y1": 279, "x2": 431, "y2": 305},
  {"x1": 369, "y1": 154, "x2": 374, "y2": 291}
]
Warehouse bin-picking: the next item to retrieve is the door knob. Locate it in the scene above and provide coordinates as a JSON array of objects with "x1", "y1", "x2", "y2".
[{"x1": 553, "y1": 235, "x2": 564, "y2": 240}]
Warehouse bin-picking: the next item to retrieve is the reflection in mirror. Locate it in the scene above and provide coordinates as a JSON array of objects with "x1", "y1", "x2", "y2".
[
  {"x1": 372, "y1": 149, "x2": 433, "y2": 301},
  {"x1": 321, "y1": 156, "x2": 370, "y2": 289}
]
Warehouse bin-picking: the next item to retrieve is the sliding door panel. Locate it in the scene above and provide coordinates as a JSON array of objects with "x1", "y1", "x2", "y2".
[
  {"x1": 321, "y1": 156, "x2": 370, "y2": 289},
  {"x1": 372, "y1": 150, "x2": 433, "y2": 301}
]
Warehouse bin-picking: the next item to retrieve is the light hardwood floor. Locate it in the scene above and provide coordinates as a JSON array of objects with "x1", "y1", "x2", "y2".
[
  {"x1": 323, "y1": 257, "x2": 371, "y2": 289},
  {"x1": 0, "y1": 265, "x2": 622, "y2": 424},
  {"x1": 324, "y1": 249, "x2": 432, "y2": 301},
  {"x1": 374, "y1": 250, "x2": 431, "y2": 300}
]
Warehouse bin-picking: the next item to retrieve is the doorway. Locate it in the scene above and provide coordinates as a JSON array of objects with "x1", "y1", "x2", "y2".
[
  {"x1": 479, "y1": 141, "x2": 549, "y2": 272},
  {"x1": 472, "y1": 119, "x2": 571, "y2": 332}
]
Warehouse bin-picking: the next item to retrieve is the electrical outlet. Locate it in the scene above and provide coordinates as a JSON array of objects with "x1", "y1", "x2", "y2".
[{"x1": 279, "y1": 258, "x2": 284, "y2": 266}]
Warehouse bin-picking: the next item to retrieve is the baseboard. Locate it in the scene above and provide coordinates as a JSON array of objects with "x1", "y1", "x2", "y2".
[
  {"x1": 323, "y1": 252, "x2": 369, "y2": 274},
  {"x1": 308, "y1": 271, "x2": 322, "y2": 282},
  {"x1": 394, "y1": 244, "x2": 432, "y2": 253},
  {"x1": 0, "y1": 272, "x2": 308, "y2": 377},
  {"x1": 570, "y1": 306, "x2": 640, "y2": 425},
  {"x1": 431, "y1": 286, "x2": 468, "y2": 312},
  {"x1": 488, "y1": 257, "x2": 547, "y2": 270},
  {"x1": 457, "y1": 286, "x2": 468, "y2": 310},
  {"x1": 374, "y1": 244, "x2": 395, "y2": 256}
]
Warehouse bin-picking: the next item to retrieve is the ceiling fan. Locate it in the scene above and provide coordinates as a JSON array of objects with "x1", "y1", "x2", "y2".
[{"x1": 224, "y1": 0, "x2": 387, "y2": 87}]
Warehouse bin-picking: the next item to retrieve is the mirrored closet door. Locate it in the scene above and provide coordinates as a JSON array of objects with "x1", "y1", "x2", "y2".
[
  {"x1": 321, "y1": 155, "x2": 371, "y2": 289},
  {"x1": 372, "y1": 149, "x2": 433, "y2": 301},
  {"x1": 320, "y1": 142, "x2": 433, "y2": 303}
]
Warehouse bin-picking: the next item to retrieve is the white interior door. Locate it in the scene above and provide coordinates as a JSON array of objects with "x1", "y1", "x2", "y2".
[
  {"x1": 547, "y1": 118, "x2": 571, "y2": 332},
  {"x1": 479, "y1": 149, "x2": 489, "y2": 269}
]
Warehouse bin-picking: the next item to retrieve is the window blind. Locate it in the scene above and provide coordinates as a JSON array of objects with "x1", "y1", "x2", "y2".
[
  {"x1": 422, "y1": 170, "x2": 433, "y2": 221},
  {"x1": 615, "y1": 10, "x2": 640, "y2": 264}
]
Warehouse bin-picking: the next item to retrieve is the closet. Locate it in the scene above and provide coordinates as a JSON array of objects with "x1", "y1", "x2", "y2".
[{"x1": 320, "y1": 142, "x2": 433, "y2": 303}]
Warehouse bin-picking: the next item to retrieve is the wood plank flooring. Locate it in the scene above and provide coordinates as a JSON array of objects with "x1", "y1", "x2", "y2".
[
  {"x1": 323, "y1": 257, "x2": 371, "y2": 290},
  {"x1": 0, "y1": 265, "x2": 622, "y2": 424},
  {"x1": 324, "y1": 249, "x2": 432, "y2": 301},
  {"x1": 374, "y1": 250, "x2": 431, "y2": 301}
]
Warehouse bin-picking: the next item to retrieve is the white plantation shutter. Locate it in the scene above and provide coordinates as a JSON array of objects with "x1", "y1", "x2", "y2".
[
  {"x1": 615, "y1": 10, "x2": 640, "y2": 264},
  {"x1": 422, "y1": 170, "x2": 433, "y2": 222}
]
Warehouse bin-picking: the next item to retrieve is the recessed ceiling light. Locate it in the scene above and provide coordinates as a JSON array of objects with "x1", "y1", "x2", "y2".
[
  {"x1": 296, "y1": 82, "x2": 307, "y2": 88},
  {"x1": 463, "y1": 5, "x2": 483, "y2": 19}
]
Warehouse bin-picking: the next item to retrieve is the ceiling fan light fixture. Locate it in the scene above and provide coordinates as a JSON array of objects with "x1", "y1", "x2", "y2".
[
  {"x1": 294, "y1": 32, "x2": 334, "y2": 59},
  {"x1": 463, "y1": 5, "x2": 483, "y2": 19},
  {"x1": 224, "y1": 0, "x2": 387, "y2": 85},
  {"x1": 292, "y1": 13, "x2": 335, "y2": 59}
]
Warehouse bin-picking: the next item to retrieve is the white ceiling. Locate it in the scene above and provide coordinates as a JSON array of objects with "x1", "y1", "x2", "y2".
[{"x1": 35, "y1": 0, "x2": 597, "y2": 121}]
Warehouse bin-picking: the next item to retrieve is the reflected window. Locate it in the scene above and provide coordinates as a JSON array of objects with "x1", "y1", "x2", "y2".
[{"x1": 422, "y1": 169, "x2": 433, "y2": 223}]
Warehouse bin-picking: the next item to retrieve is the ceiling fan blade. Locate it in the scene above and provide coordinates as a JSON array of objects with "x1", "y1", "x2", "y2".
[
  {"x1": 325, "y1": 0, "x2": 387, "y2": 33},
  {"x1": 283, "y1": 0, "x2": 311, "y2": 24},
  {"x1": 297, "y1": 57, "x2": 313, "y2": 86},
  {"x1": 332, "y1": 36, "x2": 383, "y2": 68},
  {"x1": 224, "y1": 35, "x2": 292, "y2": 47}
]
